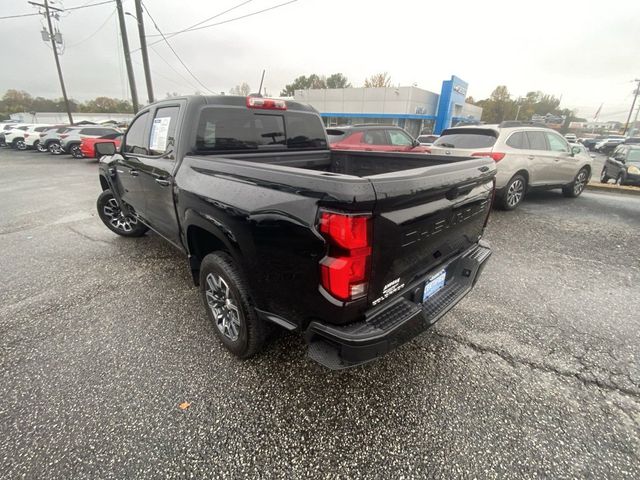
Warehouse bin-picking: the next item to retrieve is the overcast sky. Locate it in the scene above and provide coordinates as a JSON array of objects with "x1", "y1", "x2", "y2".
[{"x1": 1, "y1": 0, "x2": 639, "y2": 121}]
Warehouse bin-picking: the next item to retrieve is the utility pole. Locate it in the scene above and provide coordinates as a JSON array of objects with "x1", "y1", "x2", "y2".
[
  {"x1": 115, "y1": 0, "x2": 139, "y2": 112},
  {"x1": 29, "y1": 0, "x2": 73, "y2": 124},
  {"x1": 134, "y1": 0, "x2": 154, "y2": 104},
  {"x1": 258, "y1": 69, "x2": 266, "y2": 96},
  {"x1": 622, "y1": 79, "x2": 640, "y2": 135}
]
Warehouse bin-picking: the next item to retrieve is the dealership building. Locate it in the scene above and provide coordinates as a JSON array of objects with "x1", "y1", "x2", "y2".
[{"x1": 293, "y1": 75, "x2": 482, "y2": 137}]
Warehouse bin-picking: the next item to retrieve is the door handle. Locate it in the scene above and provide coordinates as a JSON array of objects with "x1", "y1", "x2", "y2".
[
  {"x1": 155, "y1": 178, "x2": 170, "y2": 187},
  {"x1": 129, "y1": 169, "x2": 139, "y2": 176}
]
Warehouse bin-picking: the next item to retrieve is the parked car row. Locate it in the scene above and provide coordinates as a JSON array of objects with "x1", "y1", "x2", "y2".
[
  {"x1": 327, "y1": 121, "x2": 595, "y2": 210},
  {"x1": 0, "y1": 121, "x2": 122, "y2": 159}
]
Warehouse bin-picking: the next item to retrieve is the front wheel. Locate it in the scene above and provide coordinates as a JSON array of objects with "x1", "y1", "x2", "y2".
[
  {"x1": 69, "y1": 144, "x2": 84, "y2": 158},
  {"x1": 498, "y1": 174, "x2": 526, "y2": 210},
  {"x1": 15, "y1": 139, "x2": 27, "y2": 150},
  {"x1": 36, "y1": 141, "x2": 48, "y2": 152},
  {"x1": 563, "y1": 168, "x2": 589, "y2": 197},
  {"x1": 200, "y1": 252, "x2": 266, "y2": 359},
  {"x1": 96, "y1": 190, "x2": 148, "y2": 237}
]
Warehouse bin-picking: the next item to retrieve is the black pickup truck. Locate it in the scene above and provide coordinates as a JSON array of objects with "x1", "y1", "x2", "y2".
[{"x1": 95, "y1": 95, "x2": 495, "y2": 369}]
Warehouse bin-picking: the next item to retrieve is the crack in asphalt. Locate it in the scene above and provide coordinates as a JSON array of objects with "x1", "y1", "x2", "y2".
[
  {"x1": 66, "y1": 226, "x2": 111, "y2": 245},
  {"x1": 434, "y1": 331, "x2": 640, "y2": 399}
]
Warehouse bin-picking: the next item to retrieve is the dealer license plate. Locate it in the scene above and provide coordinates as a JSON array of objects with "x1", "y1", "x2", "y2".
[{"x1": 423, "y1": 269, "x2": 446, "y2": 303}]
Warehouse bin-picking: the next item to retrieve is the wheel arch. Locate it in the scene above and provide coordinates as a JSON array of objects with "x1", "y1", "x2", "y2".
[{"x1": 185, "y1": 220, "x2": 241, "y2": 286}]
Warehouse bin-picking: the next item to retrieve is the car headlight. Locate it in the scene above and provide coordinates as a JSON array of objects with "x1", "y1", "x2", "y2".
[{"x1": 628, "y1": 165, "x2": 640, "y2": 175}]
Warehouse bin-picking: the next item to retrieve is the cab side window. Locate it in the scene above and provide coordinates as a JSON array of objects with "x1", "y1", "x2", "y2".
[
  {"x1": 124, "y1": 112, "x2": 150, "y2": 155},
  {"x1": 149, "y1": 106, "x2": 179, "y2": 155},
  {"x1": 545, "y1": 132, "x2": 569, "y2": 152}
]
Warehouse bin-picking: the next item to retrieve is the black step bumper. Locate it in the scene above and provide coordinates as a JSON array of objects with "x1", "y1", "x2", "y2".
[{"x1": 304, "y1": 241, "x2": 491, "y2": 369}]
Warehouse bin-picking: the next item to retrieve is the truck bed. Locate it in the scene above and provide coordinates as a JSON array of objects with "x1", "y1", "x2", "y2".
[{"x1": 192, "y1": 149, "x2": 478, "y2": 178}]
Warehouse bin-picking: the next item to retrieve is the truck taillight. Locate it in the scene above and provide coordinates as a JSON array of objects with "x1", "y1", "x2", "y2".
[
  {"x1": 472, "y1": 152, "x2": 505, "y2": 162},
  {"x1": 246, "y1": 96, "x2": 286, "y2": 110},
  {"x1": 318, "y1": 211, "x2": 371, "y2": 301}
]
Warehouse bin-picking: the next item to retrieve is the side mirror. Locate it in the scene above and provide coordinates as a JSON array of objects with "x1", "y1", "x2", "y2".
[
  {"x1": 95, "y1": 141, "x2": 117, "y2": 156},
  {"x1": 571, "y1": 146, "x2": 581, "y2": 156},
  {"x1": 412, "y1": 139, "x2": 420, "y2": 148}
]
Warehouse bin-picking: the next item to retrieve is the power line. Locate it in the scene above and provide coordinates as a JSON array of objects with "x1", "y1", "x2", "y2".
[
  {"x1": 0, "y1": 0, "x2": 115, "y2": 20},
  {"x1": 149, "y1": 46, "x2": 201, "y2": 92},
  {"x1": 141, "y1": 2, "x2": 216, "y2": 95},
  {"x1": 66, "y1": 8, "x2": 116, "y2": 47},
  {"x1": 145, "y1": 0, "x2": 298, "y2": 48}
]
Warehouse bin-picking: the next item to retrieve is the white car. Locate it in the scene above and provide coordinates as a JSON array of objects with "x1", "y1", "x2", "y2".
[
  {"x1": 564, "y1": 133, "x2": 577, "y2": 143},
  {"x1": 0, "y1": 122, "x2": 19, "y2": 146},
  {"x1": 3, "y1": 124, "x2": 32, "y2": 148},
  {"x1": 22, "y1": 125, "x2": 55, "y2": 150}
]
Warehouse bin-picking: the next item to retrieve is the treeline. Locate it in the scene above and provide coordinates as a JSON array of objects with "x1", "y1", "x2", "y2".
[
  {"x1": 0, "y1": 89, "x2": 134, "y2": 118},
  {"x1": 468, "y1": 86, "x2": 586, "y2": 125}
]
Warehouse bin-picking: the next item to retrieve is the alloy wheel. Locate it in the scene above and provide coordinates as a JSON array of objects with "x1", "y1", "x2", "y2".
[
  {"x1": 15, "y1": 140, "x2": 26, "y2": 150},
  {"x1": 205, "y1": 273, "x2": 241, "y2": 342},
  {"x1": 36, "y1": 142, "x2": 47, "y2": 152},
  {"x1": 49, "y1": 142, "x2": 62, "y2": 154},
  {"x1": 70, "y1": 145, "x2": 84, "y2": 158},
  {"x1": 506, "y1": 179, "x2": 524, "y2": 207},
  {"x1": 573, "y1": 171, "x2": 587, "y2": 195},
  {"x1": 102, "y1": 197, "x2": 138, "y2": 233}
]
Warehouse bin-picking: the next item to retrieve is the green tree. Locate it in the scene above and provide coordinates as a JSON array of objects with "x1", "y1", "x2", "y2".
[
  {"x1": 1, "y1": 89, "x2": 33, "y2": 114},
  {"x1": 79, "y1": 97, "x2": 132, "y2": 113},
  {"x1": 476, "y1": 85, "x2": 517, "y2": 123},
  {"x1": 280, "y1": 74, "x2": 327, "y2": 96},
  {"x1": 326, "y1": 73, "x2": 351, "y2": 89},
  {"x1": 364, "y1": 72, "x2": 391, "y2": 88}
]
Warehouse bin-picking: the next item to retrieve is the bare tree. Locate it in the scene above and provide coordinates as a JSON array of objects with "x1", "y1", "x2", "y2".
[
  {"x1": 364, "y1": 72, "x2": 391, "y2": 88},
  {"x1": 229, "y1": 82, "x2": 251, "y2": 96}
]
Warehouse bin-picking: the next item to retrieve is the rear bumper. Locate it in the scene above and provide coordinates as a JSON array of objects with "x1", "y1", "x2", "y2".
[{"x1": 305, "y1": 241, "x2": 491, "y2": 369}]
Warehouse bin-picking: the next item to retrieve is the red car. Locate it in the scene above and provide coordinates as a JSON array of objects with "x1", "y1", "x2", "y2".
[
  {"x1": 80, "y1": 133, "x2": 123, "y2": 158},
  {"x1": 326, "y1": 125, "x2": 431, "y2": 153}
]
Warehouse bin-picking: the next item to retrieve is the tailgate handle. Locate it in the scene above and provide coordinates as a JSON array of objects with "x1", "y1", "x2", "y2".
[{"x1": 446, "y1": 183, "x2": 476, "y2": 200}]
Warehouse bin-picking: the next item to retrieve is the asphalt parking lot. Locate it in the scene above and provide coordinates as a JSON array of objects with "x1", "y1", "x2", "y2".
[{"x1": 1, "y1": 149, "x2": 639, "y2": 479}]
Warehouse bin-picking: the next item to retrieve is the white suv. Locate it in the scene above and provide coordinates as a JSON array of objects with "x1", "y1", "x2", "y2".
[
  {"x1": 430, "y1": 123, "x2": 592, "y2": 209},
  {"x1": 22, "y1": 125, "x2": 54, "y2": 150}
]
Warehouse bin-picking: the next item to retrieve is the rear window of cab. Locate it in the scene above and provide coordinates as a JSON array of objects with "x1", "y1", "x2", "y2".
[{"x1": 195, "y1": 108, "x2": 327, "y2": 152}]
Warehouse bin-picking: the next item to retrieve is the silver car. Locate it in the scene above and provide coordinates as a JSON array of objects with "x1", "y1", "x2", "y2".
[
  {"x1": 430, "y1": 123, "x2": 593, "y2": 209},
  {"x1": 60, "y1": 126, "x2": 121, "y2": 158}
]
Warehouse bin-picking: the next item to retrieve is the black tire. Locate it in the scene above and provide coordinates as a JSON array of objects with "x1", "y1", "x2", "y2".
[
  {"x1": 200, "y1": 252, "x2": 266, "y2": 359},
  {"x1": 69, "y1": 144, "x2": 84, "y2": 158},
  {"x1": 49, "y1": 141, "x2": 63, "y2": 155},
  {"x1": 498, "y1": 174, "x2": 526, "y2": 210},
  {"x1": 563, "y1": 168, "x2": 589, "y2": 198},
  {"x1": 616, "y1": 174, "x2": 625, "y2": 186},
  {"x1": 600, "y1": 167, "x2": 610, "y2": 183},
  {"x1": 36, "y1": 141, "x2": 48, "y2": 152},
  {"x1": 96, "y1": 190, "x2": 148, "y2": 237},
  {"x1": 15, "y1": 139, "x2": 26, "y2": 150}
]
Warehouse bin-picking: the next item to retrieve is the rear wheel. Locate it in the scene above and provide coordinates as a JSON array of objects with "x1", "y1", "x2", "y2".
[
  {"x1": 15, "y1": 139, "x2": 26, "y2": 150},
  {"x1": 200, "y1": 252, "x2": 266, "y2": 359},
  {"x1": 600, "y1": 167, "x2": 610, "y2": 183},
  {"x1": 498, "y1": 174, "x2": 526, "y2": 210},
  {"x1": 36, "y1": 141, "x2": 48, "y2": 152},
  {"x1": 563, "y1": 168, "x2": 589, "y2": 197},
  {"x1": 69, "y1": 144, "x2": 84, "y2": 158},
  {"x1": 96, "y1": 190, "x2": 148, "y2": 237},
  {"x1": 49, "y1": 141, "x2": 62, "y2": 155}
]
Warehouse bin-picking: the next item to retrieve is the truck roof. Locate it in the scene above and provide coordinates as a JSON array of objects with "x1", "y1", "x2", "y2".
[{"x1": 154, "y1": 95, "x2": 320, "y2": 114}]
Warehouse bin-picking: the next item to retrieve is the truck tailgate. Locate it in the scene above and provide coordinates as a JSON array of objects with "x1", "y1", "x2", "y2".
[{"x1": 367, "y1": 157, "x2": 495, "y2": 308}]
